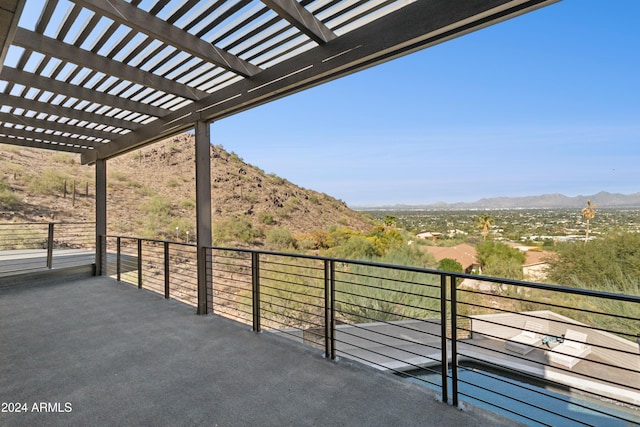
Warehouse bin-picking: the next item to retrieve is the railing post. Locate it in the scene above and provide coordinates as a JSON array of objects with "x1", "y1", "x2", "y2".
[
  {"x1": 206, "y1": 248, "x2": 213, "y2": 313},
  {"x1": 116, "y1": 237, "x2": 121, "y2": 281},
  {"x1": 324, "y1": 260, "x2": 331, "y2": 358},
  {"x1": 196, "y1": 246, "x2": 210, "y2": 314},
  {"x1": 252, "y1": 252, "x2": 261, "y2": 332},
  {"x1": 450, "y1": 275, "x2": 459, "y2": 407},
  {"x1": 137, "y1": 239, "x2": 142, "y2": 289},
  {"x1": 46, "y1": 223, "x2": 54, "y2": 269},
  {"x1": 96, "y1": 234, "x2": 104, "y2": 276},
  {"x1": 164, "y1": 242, "x2": 170, "y2": 299},
  {"x1": 329, "y1": 260, "x2": 336, "y2": 360},
  {"x1": 95, "y1": 159, "x2": 107, "y2": 276},
  {"x1": 440, "y1": 274, "x2": 448, "y2": 404}
]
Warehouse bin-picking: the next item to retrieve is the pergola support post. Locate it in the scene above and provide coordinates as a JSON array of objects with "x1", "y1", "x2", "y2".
[
  {"x1": 95, "y1": 158, "x2": 107, "y2": 275},
  {"x1": 195, "y1": 121, "x2": 212, "y2": 314}
]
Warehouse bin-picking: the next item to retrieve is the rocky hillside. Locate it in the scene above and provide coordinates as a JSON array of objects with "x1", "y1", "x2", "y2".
[{"x1": 0, "y1": 133, "x2": 374, "y2": 245}]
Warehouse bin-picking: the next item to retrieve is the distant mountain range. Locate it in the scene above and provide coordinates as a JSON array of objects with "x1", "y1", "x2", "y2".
[{"x1": 356, "y1": 192, "x2": 640, "y2": 210}]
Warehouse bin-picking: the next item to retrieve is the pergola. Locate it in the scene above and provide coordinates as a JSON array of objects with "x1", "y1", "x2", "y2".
[{"x1": 0, "y1": 0, "x2": 558, "y2": 312}]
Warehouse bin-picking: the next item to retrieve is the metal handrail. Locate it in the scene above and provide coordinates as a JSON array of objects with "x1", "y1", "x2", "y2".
[
  {"x1": 98, "y1": 234, "x2": 640, "y2": 426},
  {"x1": 0, "y1": 222, "x2": 95, "y2": 274}
]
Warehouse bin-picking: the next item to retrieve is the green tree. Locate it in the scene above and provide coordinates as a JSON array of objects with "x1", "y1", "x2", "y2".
[
  {"x1": 476, "y1": 241, "x2": 525, "y2": 280},
  {"x1": 477, "y1": 214, "x2": 494, "y2": 240},
  {"x1": 384, "y1": 215, "x2": 397, "y2": 227},
  {"x1": 438, "y1": 258, "x2": 463, "y2": 274},
  {"x1": 547, "y1": 231, "x2": 640, "y2": 289},
  {"x1": 328, "y1": 235, "x2": 380, "y2": 260}
]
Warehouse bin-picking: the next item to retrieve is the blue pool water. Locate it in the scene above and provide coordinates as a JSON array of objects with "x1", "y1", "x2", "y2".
[{"x1": 402, "y1": 364, "x2": 640, "y2": 426}]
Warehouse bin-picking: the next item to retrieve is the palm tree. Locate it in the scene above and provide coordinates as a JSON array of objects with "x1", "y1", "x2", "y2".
[
  {"x1": 477, "y1": 214, "x2": 494, "y2": 240},
  {"x1": 582, "y1": 200, "x2": 596, "y2": 243}
]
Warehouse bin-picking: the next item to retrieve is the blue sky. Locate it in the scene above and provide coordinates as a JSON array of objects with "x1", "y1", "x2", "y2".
[{"x1": 213, "y1": 0, "x2": 640, "y2": 206}]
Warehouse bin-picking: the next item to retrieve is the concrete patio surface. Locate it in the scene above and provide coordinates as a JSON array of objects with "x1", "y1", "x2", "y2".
[{"x1": 0, "y1": 276, "x2": 519, "y2": 427}]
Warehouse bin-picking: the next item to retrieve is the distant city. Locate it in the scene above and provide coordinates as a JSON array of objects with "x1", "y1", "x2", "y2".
[
  {"x1": 363, "y1": 206, "x2": 640, "y2": 243},
  {"x1": 354, "y1": 191, "x2": 640, "y2": 210}
]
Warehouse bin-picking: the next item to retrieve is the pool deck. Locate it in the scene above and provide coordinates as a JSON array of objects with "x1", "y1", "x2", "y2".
[
  {"x1": 0, "y1": 276, "x2": 518, "y2": 427},
  {"x1": 459, "y1": 337, "x2": 640, "y2": 406},
  {"x1": 328, "y1": 320, "x2": 640, "y2": 407}
]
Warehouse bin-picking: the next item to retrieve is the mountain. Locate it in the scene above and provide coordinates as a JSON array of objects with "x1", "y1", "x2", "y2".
[
  {"x1": 0, "y1": 134, "x2": 374, "y2": 243},
  {"x1": 357, "y1": 191, "x2": 640, "y2": 210}
]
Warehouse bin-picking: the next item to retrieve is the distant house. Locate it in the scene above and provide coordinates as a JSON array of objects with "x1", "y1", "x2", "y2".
[
  {"x1": 506, "y1": 243, "x2": 555, "y2": 281},
  {"x1": 523, "y1": 250, "x2": 556, "y2": 281},
  {"x1": 416, "y1": 231, "x2": 443, "y2": 240},
  {"x1": 423, "y1": 243, "x2": 480, "y2": 274}
]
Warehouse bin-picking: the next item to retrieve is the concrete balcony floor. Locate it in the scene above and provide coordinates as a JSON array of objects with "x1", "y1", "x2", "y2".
[{"x1": 0, "y1": 276, "x2": 517, "y2": 427}]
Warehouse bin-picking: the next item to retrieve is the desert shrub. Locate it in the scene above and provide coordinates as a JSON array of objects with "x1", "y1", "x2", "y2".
[
  {"x1": 281, "y1": 197, "x2": 300, "y2": 214},
  {"x1": 168, "y1": 217, "x2": 194, "y2": 241},
  {"x1": 547, "y1": 231, "x2": 640, "y2": 289},
  {"x1": 269, "y1": 174, "x2": 286, "y2": 185},
  {"x1": 266, "y1": 228, "x2": 297, "y2": 250},
  {"x1": 109, "y1": 171, "x2": 128, "y2": 181},
  {"x1": 51, "y1": 153, "x2": 76, "y2": 165},
  {"x1": 135, "y1": 185, "x2": 155, "y2": 196},
  {"x1": 241, "y1": 193, "x2": 257, "y2": 203},
  {"x1": 213, "y1": 217, "x2": 264, "y2": 245},
  {"x1": 326, "y1": 227, "x2": 359, "y2": 247},
  {"x1": 27, "y1": 169, "x2": 69, "y2": 195},
  {"x1": 0, "y1": 179, "x2": 20, "y2": 208},
  {"x1": 482, "y1": 257, "x2": 524, "y2": 280},
  {"x1": 379, "y1": 243, "x2": 436, "y2": 269},
  {"x1": 258, "y1": 211, "x2": 276, "y2": 225},
  {"x1": 166, "y1": 178, "x2": 180, "y2": 188},
  {"x1": 137, "y1": 195, "x2": 174, "y2": 238},
  {"x1": 180, "y1": 199, "x2": 195, "y2": 209},
  {"x1": 229, "y1": 151, "x2": 244, "y2": 163},
  {"x1": 296, "y1": 230, "x2": 329, "y2": 251},
  {"x1": 329, "y1": 235, "x2": 380, "y2": 260},
  {"x1": 335, "y1": 261, "x2": 440, "y2": 323},
  {"x1": 142, "y1": 195, "x2": 172, "y2": 216},
  {"x1": 2, "y1": 163, "x2": 24, "y2": 176}
]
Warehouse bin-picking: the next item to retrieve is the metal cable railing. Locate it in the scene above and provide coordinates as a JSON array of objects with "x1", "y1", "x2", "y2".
[
  {"x1": 103, "y1": 236, "x2": 198, "y2": 306},
  {"x1": 96, "y1": 235, "x2": 640, "y2": 426},
  {"x1": 0, "y1": 222, "x2": 95, "y2": 275}
]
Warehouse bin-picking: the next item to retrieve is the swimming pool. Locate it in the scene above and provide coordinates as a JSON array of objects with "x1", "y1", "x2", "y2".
[{"x1": 401, "y1": 363, "x2": 640, "y2": 426}]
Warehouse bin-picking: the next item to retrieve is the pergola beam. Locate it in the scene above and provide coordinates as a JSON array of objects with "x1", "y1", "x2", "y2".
[
  {"x1": 0, "y1": 136, "x2": 91, "y2": 154},
  {"x1": 70, "y1": 0, "x2": 262, "y2": 78},
  {"x1": 12, "y1": 27, "x2": 208, "y2": 101},
  {"x1": 0, "y1": 93, "x2": 137, "y2": 131},
  {"x1": 0, "y1": 67, "x2": 170, "y2": 119},
  {"x1": 261, "y1": 0, "x2": 336, "y2": 45},
  {"x1": 0, "y1": 0, "x2": 26, "y2": 73},
  {"x1": 0, "y1": 125, "x2": 102, "y2": 149},
  {"x1": 0, "y1": 111, "x2": 117, "y2": 141},
  {"x1": 85, "y1": 0, "x2": 558, "y2": 164}
]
